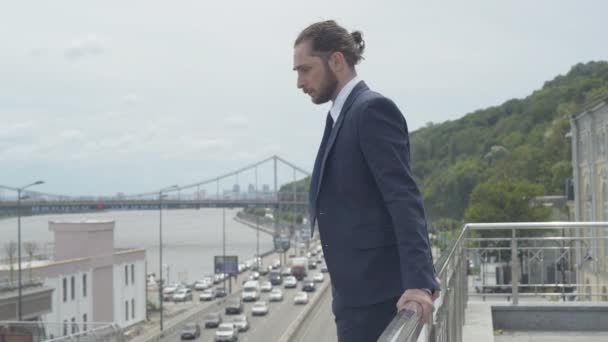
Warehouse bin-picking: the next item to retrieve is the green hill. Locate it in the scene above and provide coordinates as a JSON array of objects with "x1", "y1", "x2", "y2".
[{"x1": 411, "y1": 61, "x2": 608, "y2": 226}]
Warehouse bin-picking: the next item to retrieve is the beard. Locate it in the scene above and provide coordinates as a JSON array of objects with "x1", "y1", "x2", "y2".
[{"x1": 311, "y1": 62, "x2": 338, "y2": 104}]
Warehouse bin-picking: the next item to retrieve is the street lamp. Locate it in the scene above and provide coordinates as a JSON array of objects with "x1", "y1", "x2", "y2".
[
  {"x1": 158, "y1": 184, "x2": 178, "y2": 333},
  {"x1": 16, "y1": 180, "x2": 44, "y2": 321}
]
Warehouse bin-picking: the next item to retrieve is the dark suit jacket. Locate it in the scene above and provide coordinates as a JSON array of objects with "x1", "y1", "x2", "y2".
[{"x1": 309, "y1": 81, "x2": 438, "y2": 307}]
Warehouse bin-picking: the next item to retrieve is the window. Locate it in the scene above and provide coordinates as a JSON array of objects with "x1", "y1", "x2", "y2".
[
  {"x1": 131, "y1": 264, "x2": 135, "y2": 284},
  {"x1": 125, "y1": 265, "x2": 129, "y2": 285},
  {"x1": 125, "y1": 301, "x2": 129, "y2": 321},
  {"x1": 82, "y1": 274, "x2": 87, "y2": 297},
  {"x1": 131, "y1": 299, "x2": 135, "y2": 319},
  {"x1": 63, "y1": 320, "x2": 68, "y2": 336},
  {"x1": 71, "y1": 317, "x2": 76, "y2": 334},
  {"x1": 71, "y1": 276, "x2": 75, "y2": 300},
  {"x1": 603, "y1": 183, "x2": 608, "y2": 220},
  {"x1": 63, "y1": 278, "x2": 67, "y2": 302},
  {"x1": 83, "y1": 314, "x2": 87, "y2": 331}
]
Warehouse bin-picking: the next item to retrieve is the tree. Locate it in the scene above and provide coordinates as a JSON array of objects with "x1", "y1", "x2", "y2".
[
  {"x1": 23, "y1": 241, "x2": 39, "y2": 280},
  {"x1": 464, "y1": 178, "x2": 551, "y2": 237},
  {"x1": 3, "y1": 241, "x2": 17, "y2": 282}
]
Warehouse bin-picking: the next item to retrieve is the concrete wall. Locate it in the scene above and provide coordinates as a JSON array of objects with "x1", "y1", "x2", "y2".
[
  {"x1": 50, "y1": 220, "x2": 114, "y2": 261},
  {"x1": 93, "y1": 265, "x2": 113, "y2": 323},
  {"x1": 492, "y1": 304, "x2": 608, "y2": 331},
  {"x1": 112, "y1": 258, "x2": 146, "y2": 327}
]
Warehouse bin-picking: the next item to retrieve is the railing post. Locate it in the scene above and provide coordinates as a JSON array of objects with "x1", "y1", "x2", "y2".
[{"x1": 511, "y1": 228, "x2": 519, "y2": 304}]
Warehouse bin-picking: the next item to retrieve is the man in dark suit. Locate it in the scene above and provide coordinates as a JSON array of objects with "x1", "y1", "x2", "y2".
[{"x1": 293, "y1": 20, "x2": 439, "y2": 341}]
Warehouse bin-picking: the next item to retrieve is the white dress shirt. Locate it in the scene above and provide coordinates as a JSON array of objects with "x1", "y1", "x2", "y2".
[{"x1": 329, "y1": 76, "x2": 361, "y2": 127}]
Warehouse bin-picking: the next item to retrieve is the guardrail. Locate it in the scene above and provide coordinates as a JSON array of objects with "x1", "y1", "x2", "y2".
[
  {"x1": 378, "y1": 221, "x2": 608, "y2": 342},
  {"x1": 0, "y1": 321, "x2": 123, "y2": 342}
]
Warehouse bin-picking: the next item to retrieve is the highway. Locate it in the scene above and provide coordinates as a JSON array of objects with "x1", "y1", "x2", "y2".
[
  {"x1": 163, "y1": 277, "x2": 329, "y2": 342},
  {"x1": 290, "y1": 280, "x2": 336, "y2": 342}
]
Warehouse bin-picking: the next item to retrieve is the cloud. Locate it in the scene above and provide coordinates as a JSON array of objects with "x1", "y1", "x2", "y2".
[
  {"x1": 224, "y1": 115, "x2": 249, "y2": 128},
  {"x1": 29, "y1": 48, "x2": 48, "y2": 57},
  {"x1": 121, "y1": 94, "x2": 142, "y2": 106},
  {"x1": 64, "y1": 35, "x2": 106, "y2": 61}
]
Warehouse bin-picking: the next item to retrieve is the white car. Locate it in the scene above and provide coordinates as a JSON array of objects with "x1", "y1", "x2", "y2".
[
  {"x1": 194, "y1": 280, "x2": 211, "y2": 291},
  {"x1": 251, "y1": 301, "x2": 269, "y2": 316},
  {"x1": 163, "y1": 283, "x2": 179, "y2": 295},
  {"x1": 215, "y1": 323, "x2": 239, "y2": 342},
  {"x1": 242, "y1": 280, "x2": 260, "y2": 302},
  {"x1": 199, "y1": 288, "x2": 216, "y2": 301},
  {"x1": 312, "y1": 273, "x2": 324, "y2": 283},
  {"x1": 230, "y1": 314, "x2": 249, "y2": 332},
  {"x1": 260, "y1": 281, "x2": 272, "y2": 292},
  {"x1": 173, "y1": 288, "x2": 192, "y2": 302},
  {"x1": 284, "y1": 276, "x2": 297, "y2": 289},
  {"x1": 293, "y1": 292, "x2": 309, "y2": 305},
  {"x1": 269, "y1": 288, "x2": 284, "y2": 302}
]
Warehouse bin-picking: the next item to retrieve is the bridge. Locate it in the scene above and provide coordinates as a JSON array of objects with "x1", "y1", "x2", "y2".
[
  {"x1": 0, "y1": 155, "x2": 311, "y2": 214},
  {"x1": 2, "y1": 157, "x2": 608, "y2": 342}
]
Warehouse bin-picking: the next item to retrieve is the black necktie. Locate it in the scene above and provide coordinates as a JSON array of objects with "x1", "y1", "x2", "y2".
[
  {"x1": 310, "y1": 112, "x2": 334, "y2": 228},
  {"x1": 320, "y1": 112, "x2": 335, "y2": 152}
]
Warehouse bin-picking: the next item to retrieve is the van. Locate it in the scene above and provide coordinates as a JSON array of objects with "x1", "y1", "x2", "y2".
[{"x1": 241, "y1": 280, "x2": 260, "y2": 302}]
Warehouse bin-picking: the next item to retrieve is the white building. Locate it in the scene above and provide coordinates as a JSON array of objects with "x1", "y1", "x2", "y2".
[
  {"x1": 0, "y1": 220, "x2": 146, "y2": 336},
  {"x1": 570, "y1": 96, "x2": 608, "y2": 300}
]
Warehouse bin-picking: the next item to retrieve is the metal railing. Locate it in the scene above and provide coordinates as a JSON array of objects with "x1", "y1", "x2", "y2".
[
  {"x1": 378, "y1": 221, "x2": 608, "y2": 342},
  {"x1": 0, "y1": 321, "x2": 123, "y2": 342}
]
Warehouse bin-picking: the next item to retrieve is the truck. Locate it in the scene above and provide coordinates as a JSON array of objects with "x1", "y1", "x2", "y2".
[{"x1": 290, "y1": 257, "x2": 308, "y2": 280}]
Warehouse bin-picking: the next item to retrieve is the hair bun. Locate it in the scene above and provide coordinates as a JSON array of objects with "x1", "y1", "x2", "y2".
[
  {"x1": 351, "y1": 31, "x2": 363, "y2": 44},
  {"x1": 351, "y1": 31, "x2": 365, "y2": 55}
]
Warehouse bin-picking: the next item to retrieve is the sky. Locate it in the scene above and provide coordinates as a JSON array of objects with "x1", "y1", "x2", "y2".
[{"x1": 1, "y1": 0, "x2": 607, "y2": 196}]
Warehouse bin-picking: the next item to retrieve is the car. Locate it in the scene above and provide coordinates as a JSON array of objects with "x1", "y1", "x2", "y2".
[
  {"x1": 199, "y1": 288, "x2": 216, "y2": 301},
  {"x1": 312, "y1": 272, "x2": 324, "y2": 283},
  {"x1": 180, "y1": 322, "x2": 201, "y2": 340},
  {"x1": 281, "y1": 267, "x2": 292, "y2": 276},
  {"x1": 230, "y1": 314, "x2": 249, "y2": 332},
  {"x1": 269, "y1": 288, "x2": 284, "y2": 302},
  {"x1": 301, "y1": 279, "x2": 316, "y2": 292},
  {"x1": 293, "y1": 292, "x2": 309, "y2": 305},
  {"x1": 319, "y1": 264, "x2": 328, "y2": 273},
  {"x1": 258, "y1": 267, "x2": 269, "y2": 276},
  {"x1": 241, "y1": 280, "x2": 260, "y2": 302},
  {"x1": 215, "y1": 287, "x2": 227, "y2": 298},
  {"x1": 225, "y1": 298, "x2": 244, "y2": 315},
  {"x1": 162, "y1": 283, "x2": 180, "y2": 300},
  {"x1": 268, "y1": 271, "x2": 282, "y2": 285},
  {"x1": 249, "y1": 271, "x2": 260, "y2": 280},
  {"x1": 251, "y1": 301, "x2": 269, "y2": 316},
  {"x1": 271, "y1": 259, "x2": 281, "y2": 269},
  {"x1": 214, "y1": 323, "x2": 239, "y2": 342},
  {"x1": 204, "y1": 312, "x2": 222, "y2": 329},
  {"x1": 194, "y1": 280, "x2": 211, "y2": 291},
  {"x1": 284, "y1": 276, "x2": 297, "y2": 289},
  {"x1": 308, "y1": 259, "x2": 317, "y2": 270},
  {"x1": 260, "y1": 281, "x2": 272, "y2": 292},
  {"x1": 173, "y1": 288, "x2": 193, "y2": 302}
]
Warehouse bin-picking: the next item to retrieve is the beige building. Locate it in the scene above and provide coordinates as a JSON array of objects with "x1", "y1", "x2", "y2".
[
  {"x1": 570, "y1": 96, "x2": 608, "y2": 300},
  {"x1": 0, "y1": 220, "x2": 146, "y2": 337}
]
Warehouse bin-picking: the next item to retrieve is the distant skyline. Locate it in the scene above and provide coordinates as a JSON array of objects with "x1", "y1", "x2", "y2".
[{"x1": 1, "y1": 1, "x2": 607, "y2": 195}]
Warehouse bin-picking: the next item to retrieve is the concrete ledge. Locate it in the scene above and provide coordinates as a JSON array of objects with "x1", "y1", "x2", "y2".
[
  {"x1": 463, "y1": 302, "x2": 495, "y2": 342},
  {"x1": 492, "y1": 304, "x2": 608, "y2": 332}
]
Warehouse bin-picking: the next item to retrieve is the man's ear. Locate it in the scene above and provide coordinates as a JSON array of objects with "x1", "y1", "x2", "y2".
[{"x1": 328, "y1": 52, "x2": 345, "y2": 73}]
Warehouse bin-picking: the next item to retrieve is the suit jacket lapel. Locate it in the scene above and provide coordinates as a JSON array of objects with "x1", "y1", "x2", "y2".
[{"x1": 314, "y1": 81, "x2": 369, "y2": 203}]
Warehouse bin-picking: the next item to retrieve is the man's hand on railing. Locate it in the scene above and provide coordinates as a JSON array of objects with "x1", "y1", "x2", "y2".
[{"x1": 396, "y1": 277, "x2": 441, "y2": 325}]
